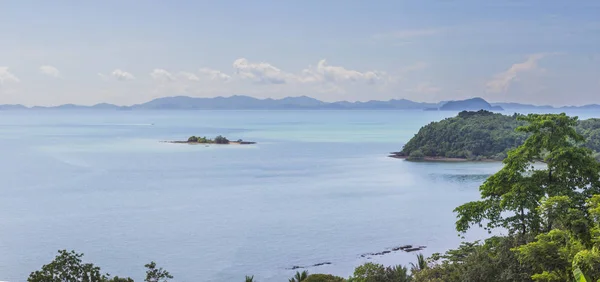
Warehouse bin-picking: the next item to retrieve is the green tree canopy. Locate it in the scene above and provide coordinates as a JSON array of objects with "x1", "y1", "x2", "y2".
[
  {"x1": 398, "y1": 110, "x2": 600, "y2": 161},
  {"x1": 28, "y1": 250, "x2": 133, "y2": 282},
  {"x1": 304, "y1": 274, "x2": 346, "y2": 282},
  {"x1": 399, "y1": 110, "x2": 527, "y2": 160},
  {"x1": 454, "y1": 113, "x2": 600, "y2": 238},
  {"x1": 28, "y1": 250, "x2": 171, "y2": 282}
]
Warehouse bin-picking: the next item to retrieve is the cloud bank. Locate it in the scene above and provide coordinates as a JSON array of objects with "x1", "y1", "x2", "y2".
[
  {"x1": 39, "y1": 65, "x2": 61, "y2": 78},
  {"x1": 0, "y1": 67, "x2": 20, "y2": 84}
]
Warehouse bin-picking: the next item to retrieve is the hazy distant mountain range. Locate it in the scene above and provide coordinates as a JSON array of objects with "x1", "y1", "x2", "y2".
[{"x1": 1, "y1": 95, "x2": 599, "y2": 111}]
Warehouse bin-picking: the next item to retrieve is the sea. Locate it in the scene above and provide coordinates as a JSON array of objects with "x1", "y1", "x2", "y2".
[{"x1": 0, "y1": 109, "x2": 597, "y2": 282}]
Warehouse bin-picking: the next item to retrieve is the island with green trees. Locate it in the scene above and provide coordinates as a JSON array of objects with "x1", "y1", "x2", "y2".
[
  {"x1": 21, "y1": 113, "x2": 600, "y2": 281},
  {"x1": 391, "y1": 110, "x2": 600, "y2": 161},
  {"x1": 163, "y1": 135, "x2": 256, "y2": 145}
]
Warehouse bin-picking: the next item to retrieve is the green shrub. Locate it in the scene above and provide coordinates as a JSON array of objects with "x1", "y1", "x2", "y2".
[
  {"x1": 348, "y1": 262, "x2": 411, "y2": 282},
  {"x1": 304, "y1": 274, "x2": 346, "y2": 282},
  {"x1": 493, "y1": 152, "x2": 507, "y2": 161},
  {"x1": 187, "y1": 136, "x2": 198, "y2": 142},
  {"x1": 214, "y1": 135, "x2": 230, "y2": 144},
  {"x1": 407, "y1": 150, "x2": 425, "y2": 161}
]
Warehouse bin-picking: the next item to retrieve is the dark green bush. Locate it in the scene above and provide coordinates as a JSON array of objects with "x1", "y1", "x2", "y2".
[
  {"x1": 304, "y1": 274, "x2": 346, "y2": 282},
  {"x1": 214, "y1": 135, "x2": 230, "y2": 144},
  {"x1": 407, "y1": 150, "x2": 425, "y2": 161}
]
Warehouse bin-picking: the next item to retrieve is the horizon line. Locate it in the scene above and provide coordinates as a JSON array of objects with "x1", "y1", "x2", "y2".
[{"x1": 1, "y1": 95, "x2": 598, "y2": 109}]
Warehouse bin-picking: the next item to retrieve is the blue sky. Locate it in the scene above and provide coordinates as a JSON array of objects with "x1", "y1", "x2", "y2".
[{"x1": 0, "y1": 0, "x2": 599, "y2": 106}]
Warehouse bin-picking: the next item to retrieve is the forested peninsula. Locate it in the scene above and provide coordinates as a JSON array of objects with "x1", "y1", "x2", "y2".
[{"x1": 391, "y1": 110, "x2": 600, "y2": 161}]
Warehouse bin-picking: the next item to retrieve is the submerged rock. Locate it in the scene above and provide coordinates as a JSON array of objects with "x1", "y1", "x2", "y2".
[
  {"x1": 287, "y1": 262, "x2": 332, "y2": 270},
  {"x1": 361, "y1": 244, "x2": 427, "y2": 257}
]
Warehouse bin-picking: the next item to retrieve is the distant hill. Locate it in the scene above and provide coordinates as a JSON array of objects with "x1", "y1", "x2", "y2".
[
  {"x1": 326, "y1": 98, "x2": 437, "y2": 110},
  {"x1": 491, "y1": 102, "x2": 554, "y2": 110},
  {"x1": 131, "y1": 95, "x2": 328, "y2": 110},
  {"x1": 1, "y1": 95, "x2": 599, "y2": 111},
  {"x1": 439, "y1": 97, "x2": 504, "y2": 111},
  {"x1": 0, "y1": 104, "x2": 28, "y2": 110}
]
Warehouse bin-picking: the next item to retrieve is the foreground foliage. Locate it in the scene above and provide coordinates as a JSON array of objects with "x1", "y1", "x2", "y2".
[
  {"x1": 28, "y1": 250, "x2": 171, "y2": 282},
  {"x1": 417, "y1": 113, "x2": 600, "y2": 282}
]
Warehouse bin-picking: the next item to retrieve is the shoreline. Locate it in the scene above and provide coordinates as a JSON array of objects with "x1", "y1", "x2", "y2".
[{"x1": 388, "y1": 154, "x2": 499, "y2": 162}]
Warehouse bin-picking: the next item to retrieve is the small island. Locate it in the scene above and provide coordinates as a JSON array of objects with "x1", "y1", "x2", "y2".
[{"x1": 163, "y1": 135, "x2": 256, "y2": 145}]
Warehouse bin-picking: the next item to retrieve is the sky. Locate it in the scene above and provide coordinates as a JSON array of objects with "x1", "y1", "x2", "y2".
[{"x1": 0, "y1": 0, "x2": 599, "y2": 106}]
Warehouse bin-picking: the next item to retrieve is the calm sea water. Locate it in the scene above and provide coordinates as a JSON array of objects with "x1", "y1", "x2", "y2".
[{"x1": 0, "y1": 109, "x2": 596, "y2": 282}]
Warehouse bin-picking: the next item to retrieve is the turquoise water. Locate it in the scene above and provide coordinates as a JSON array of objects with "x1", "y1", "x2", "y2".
[{"x1": 0, "y1": 109, "x2": 589, "y2": 281}]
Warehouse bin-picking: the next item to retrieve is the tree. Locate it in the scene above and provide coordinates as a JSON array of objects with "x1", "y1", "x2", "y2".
[
  {"x1": 289, "y1": 270, "x2": 309, "y2": 282},
  {"x1": 407, "y1": 150, "x2": 425, "y2": 161},
  {"x1": 380, "y1": 265, "x2": 411, "y2": 282},
  {"x1": 214, "y1": 135, "x2": 230, "y2": 144},
  {"x1": 514, "y1": 229, "x2": 585, "y2": 281},
  {"x1": 144, "y1": 261, "x2": 173, "y2": 282},
  {"x1": 245, "y1": 275, "x2": 255, "y2": 282},
  {"x1": 187, "y1": 136, "x2": 198, "y2": 142},
  {"x1": 413, "y1": 237, "x2": 531, "y2": 282},
  {"x1": 455, "y1": 113, "x2": 600, "y2": 239},
  {"x1": 349, "y1": 262, "x2": 411, "y2": 282},
  {"x1": 410, "y1": 253, "x2": 427, "y2": 272},
  {"x1": 28, "y1": 250, "x2": 107, "y2": 282},
  {"x1": 108, "y1": 277, "x2": 134, "y2": 282},
  {"x1": 515, "y1": 195, "x2": 600, "y2": 282},
  {"x1": 303, "y1": 274, "x2": 346, "y2": 282},
  {"x1": 572, "y1": 248, "x2": 600, "y2": 281},
  {"x1": 28, "y1": 250, "x2": 133, "y2": 282},
  {"x1": 450, "y1": 114, "x2": 600, "y2": 281},
  {"x1": 350, "y1": 262, "x2": 385, "y2": 282}
]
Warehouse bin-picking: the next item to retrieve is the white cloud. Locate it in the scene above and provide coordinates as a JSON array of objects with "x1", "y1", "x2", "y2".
[
  {"x1": 486, "y1": 54, "x2": 547, "y2": 93},
  {"x1": 233, "y1": 58, "x2": 289, "y2": 84},
  {"x1": 150, "y1": 69, "x2": 175, "y2": 82},
  {"x1": 178, "y1": 71, "x2": 200, "y2": 81},
  {"x1": 140, "y1": 60, "x2": 391, "y2": 90},
  {"x1": 39, "y1": 65, "x2": 61, "y2": 78},
  {"x1": 111, "y1": 69, "x2": 135, "y2": 81},
  {"x1": 300, "y1": 60, "x2": 387, "y2": 85},
  {"x1": 0, "y1": 67, "x2": 20, "y2": 84},
  {"x1": 199, "y1": 68, "x2": 231, "y2": 81}
]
